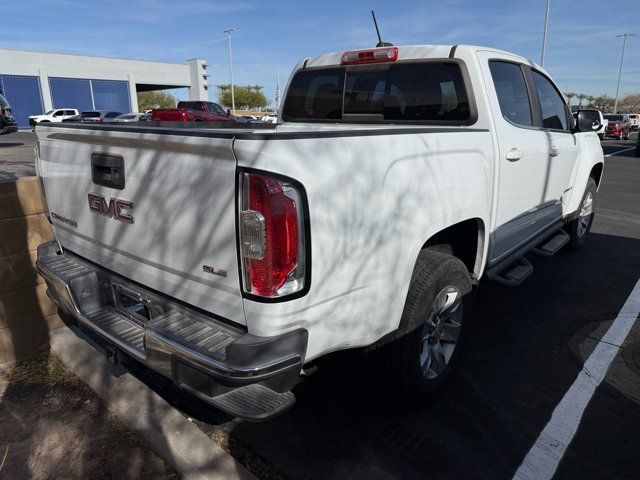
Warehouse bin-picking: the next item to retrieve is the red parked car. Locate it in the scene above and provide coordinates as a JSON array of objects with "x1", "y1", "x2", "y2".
[
  {"x1": 151, "y1": 101, "x2": 237, "y2": 122},
  {"x1": 604, "y1": 114, "x2": 631, "y2": 140}
]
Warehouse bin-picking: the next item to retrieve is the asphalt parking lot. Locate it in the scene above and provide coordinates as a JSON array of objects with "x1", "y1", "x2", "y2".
[
  {"x1": 2, "y1": 130, "x2": 639, "y2": 479},
  {"x1": 0, "y1": 131, "x2": 37, "y2": 181}
]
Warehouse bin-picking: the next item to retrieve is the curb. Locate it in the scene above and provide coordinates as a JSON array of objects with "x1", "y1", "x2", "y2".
[{"x1": 50, "y1": 325, "x2": 256, "y2": 480}]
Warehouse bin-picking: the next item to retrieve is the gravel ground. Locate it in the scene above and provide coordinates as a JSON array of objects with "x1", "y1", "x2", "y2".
[{"x1": 0, "y1": 353, "x2": 178, "y2": 480}]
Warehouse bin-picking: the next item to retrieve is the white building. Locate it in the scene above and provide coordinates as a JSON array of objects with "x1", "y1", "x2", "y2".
[{"x1": 0, "y1": 48, "x2": 209, "y2": 127}]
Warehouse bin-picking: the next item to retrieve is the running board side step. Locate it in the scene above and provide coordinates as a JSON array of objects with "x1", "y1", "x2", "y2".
[
  {"x1": 531, "y1": 229, "x2": 570, "y2": 257},
  {"x1": 486, "y1": 255, "x2": 534, "y2": 287}
]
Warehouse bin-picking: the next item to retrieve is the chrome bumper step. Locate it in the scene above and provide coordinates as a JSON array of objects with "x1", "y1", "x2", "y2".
[{"x1": 36, "y1": 242, "x2": 307, "y2": 421}]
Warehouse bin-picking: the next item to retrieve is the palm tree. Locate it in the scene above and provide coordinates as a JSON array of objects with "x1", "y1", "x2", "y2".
[{"x1": 564, "y1": 91, "x2": 577, "y2": 108}]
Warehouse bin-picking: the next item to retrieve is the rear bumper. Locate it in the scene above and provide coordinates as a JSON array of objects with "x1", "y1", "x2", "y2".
[{"x1": 36, "y1": 242, "x2": 307, "y2": 420}]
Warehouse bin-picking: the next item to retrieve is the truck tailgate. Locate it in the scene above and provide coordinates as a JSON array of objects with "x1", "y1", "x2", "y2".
[{"x1": 36, "y1": 125, "x2": 245, "y2": 326}]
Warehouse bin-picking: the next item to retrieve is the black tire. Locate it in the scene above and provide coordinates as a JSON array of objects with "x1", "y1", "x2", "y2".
[
  {"x1": 373, "y1": 250, "x2": 473, "y2": 404},
  {"x1": 565, "y1": 177, "x2": 597, "y2": 250}
]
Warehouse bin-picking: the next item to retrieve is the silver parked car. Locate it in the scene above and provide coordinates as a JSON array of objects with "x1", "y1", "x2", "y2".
[
  {"x1": 62, "y1": 110, "x2": 123, "y2": 123},
  {"x1": 115, "y1": 113, "x2": 148, "y2": 122}
]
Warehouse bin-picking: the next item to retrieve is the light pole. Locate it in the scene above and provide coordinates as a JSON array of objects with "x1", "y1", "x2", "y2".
[
  {"x1": 540, "y1": 0, "x2": 551, "y2": 66},
  {"x1": 613, "y1": 33, "x2": 636, "y2": 114},
  {"x1": 223, "y1": 28, "x2": 236, "y2": 114}
]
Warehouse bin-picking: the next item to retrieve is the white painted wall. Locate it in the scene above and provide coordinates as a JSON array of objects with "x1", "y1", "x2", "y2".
[{"x1": 0, "y1": 48, "x2": 208, "y2": 111}]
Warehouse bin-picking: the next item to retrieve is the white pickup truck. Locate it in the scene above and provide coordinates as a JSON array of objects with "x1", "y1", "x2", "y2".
[
  {"x1": 29, "y1": 108, "x2": 79, "y2": 127},
  {"x1": 35, "y1": 45, "x2": 604, "y2": 420}
]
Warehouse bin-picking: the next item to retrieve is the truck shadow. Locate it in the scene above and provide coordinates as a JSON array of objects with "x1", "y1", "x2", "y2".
[{"x1": 139, "y1": 230, "x2": 639, "y2": 480}]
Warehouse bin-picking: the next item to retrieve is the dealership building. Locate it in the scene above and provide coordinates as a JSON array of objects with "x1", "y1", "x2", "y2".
[{"x1": 0, "y1": 48, "x2": 209, "y2": 128}]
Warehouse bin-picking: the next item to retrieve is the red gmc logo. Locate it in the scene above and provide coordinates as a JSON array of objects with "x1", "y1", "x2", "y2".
[{"x1": 88, "y1": 193, "x2": 134, "y2": 224}]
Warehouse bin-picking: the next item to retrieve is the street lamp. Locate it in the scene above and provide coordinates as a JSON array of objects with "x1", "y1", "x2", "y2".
[
  {"x1": 223, "y1": 28, "x2": 236, "y2": 114},
  {"x1": 613, "y1": 33, "x2": 636, "y2": 114},
  {"x1": 540, "y1": 0, "x2": 551, "y2": 66}
]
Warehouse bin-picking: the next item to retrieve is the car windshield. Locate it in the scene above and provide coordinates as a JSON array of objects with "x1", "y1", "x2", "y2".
[
  {"x1": 44, "y1": 110, "x2": 55, "y2": 115},
  {"x1": 81, "y1": 111, "x2": 101, "y2": 118},
  {"x1": 0, "y1": 94, "x2": 9, "y2": 107},
  {"x1": 604, "y1": 115, "x2": 623, "y2": 121},
  {"x1": 283, "y1": 61, "x2": 471, "y2": 124}
]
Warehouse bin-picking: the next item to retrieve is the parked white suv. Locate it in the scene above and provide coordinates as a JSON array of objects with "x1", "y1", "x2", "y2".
[
  {"x1": 29, "y1": 108, "x2": 79, "y2": 127},
  {"x1": 35, "y1": 44, "x2": 604, "y2": 420}
]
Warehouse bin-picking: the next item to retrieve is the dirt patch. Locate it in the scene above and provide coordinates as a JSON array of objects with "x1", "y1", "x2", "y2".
[{"x1": 0, "y1": 352, "x2": 178, "y2": 480}]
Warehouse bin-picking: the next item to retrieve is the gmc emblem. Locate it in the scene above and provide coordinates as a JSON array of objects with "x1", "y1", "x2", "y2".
[{"x1": 88, "y1": 193, "x2": 134, "y2": 224}]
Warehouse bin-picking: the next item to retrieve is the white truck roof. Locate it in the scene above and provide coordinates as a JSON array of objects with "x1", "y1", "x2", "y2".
[{"x1": 302, "y1": 44, "x2": 544, "y2": 72}]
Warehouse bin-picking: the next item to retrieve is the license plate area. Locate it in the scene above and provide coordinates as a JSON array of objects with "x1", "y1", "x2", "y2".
[{"x1": 112, "y1": 283, "x2": 152, "y2": 327}]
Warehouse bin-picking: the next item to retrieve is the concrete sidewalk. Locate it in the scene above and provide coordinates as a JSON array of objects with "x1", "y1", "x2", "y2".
[{"x1": 50, "y1": 325, "x2": 255, "y2": 480}]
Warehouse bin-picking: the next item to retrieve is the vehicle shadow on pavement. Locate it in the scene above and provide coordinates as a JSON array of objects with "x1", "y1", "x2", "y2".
[
  {"x1": 213, "y1": 231, "x2": 639, "y2": 480},
  {"x1": 108, "y1": 229, "x2": 640, "y2": 480}
]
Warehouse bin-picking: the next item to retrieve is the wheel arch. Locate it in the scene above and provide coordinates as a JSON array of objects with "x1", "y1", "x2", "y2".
[
  {"x1": 590, "y1": 162, "x2": 604, "y2": 189},
  {"x1": 421, "y1": 217, "x2": 486, "y2": 281}
]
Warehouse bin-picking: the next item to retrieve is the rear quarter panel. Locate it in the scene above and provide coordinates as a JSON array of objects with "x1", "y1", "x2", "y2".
[{"x1": 234, "y1": 129, "x2": 494, "y2": 360}]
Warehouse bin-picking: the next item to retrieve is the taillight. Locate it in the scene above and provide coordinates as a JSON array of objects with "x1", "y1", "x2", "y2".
[
  {"x1": 615, "y1": 123, "x2": 621, "y2": 129},
  {"x1": 341, "y1": 47, "x2": 398, "y2": 65},
  {"x1": 239, "y1": 171, "x2": 307, "y2": 298}
]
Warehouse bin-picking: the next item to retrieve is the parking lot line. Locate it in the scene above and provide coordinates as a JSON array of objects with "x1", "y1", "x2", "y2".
[
  {"x1": 605, "y1": 146, "x2": 636, "y2": 157},
  {"x1": 513, "y1": 278, "x2": 640, "y2": 480}
]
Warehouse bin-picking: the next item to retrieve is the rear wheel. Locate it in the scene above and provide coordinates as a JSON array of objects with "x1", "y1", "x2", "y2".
[
  {"x1": 565, "y1": 177, "x2": 597, "y2": 250},
  {"x1": 375, "y1": 251, "x2": 472, "y2": 403}
]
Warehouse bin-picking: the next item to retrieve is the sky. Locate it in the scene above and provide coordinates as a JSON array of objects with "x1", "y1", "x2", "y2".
[{"x1": 2, "y1": 0, "x2": 639, "y2": 107}]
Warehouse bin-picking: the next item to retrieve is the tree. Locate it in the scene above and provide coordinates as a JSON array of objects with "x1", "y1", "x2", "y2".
[
  {"x1": 137, "y1": 90, "x2": 177, "y2": 111},
  {"x1": 591, "y1": 95, "x2": 615, "y2": 113},
  {"x1": 564, "y1": 91, "x2": 577, "y2": 107},
  {"x1": 216, "y1": 84, "x2": 268, "y2": 110},
  {"x1": 620, "y1": 93, "x2": 640, "y2": 112}
]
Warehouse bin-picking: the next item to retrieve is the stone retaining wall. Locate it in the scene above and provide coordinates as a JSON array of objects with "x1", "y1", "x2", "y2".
[{"x1": 0, "y1": 178, "x2": 60, "y2": 371}]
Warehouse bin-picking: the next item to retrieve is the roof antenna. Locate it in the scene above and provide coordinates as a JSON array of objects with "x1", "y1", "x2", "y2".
[{"x1": 371, "y1": 10, "x2": 393, "y2": 47}]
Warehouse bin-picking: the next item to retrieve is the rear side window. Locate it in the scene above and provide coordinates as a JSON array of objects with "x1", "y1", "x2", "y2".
[
  {"x1": 282, "y1": 62, "x2": 472, "y2": 124},
  {"x1": 489, "y1": 61, "x2": 532, "y2": 127},
  {"x1": 532, "y1": 71, "x2": 568, "y2": 131},
  {"x1": 178, "y1": 101, "x2": 205, "y2": 111}
]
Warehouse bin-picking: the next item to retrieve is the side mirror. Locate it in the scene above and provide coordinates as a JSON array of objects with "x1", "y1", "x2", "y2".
[
  {"x1": 576, "y1": 110, "x2": 600, "y2": 132},
  {"x1": 226, "y1": 109, "x2": 231, "y2": 116}
]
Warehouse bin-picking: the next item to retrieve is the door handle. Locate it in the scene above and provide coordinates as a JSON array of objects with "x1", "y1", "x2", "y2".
[
  {"x1": 91, "y1": 153, "x2": 125, "y2": 190},
  {"x1": 549, "y1": 146, "x2": 560, "y2": 157},
  {"x1": 505, "y1": 148, "x2": 523, "y2": 161}
]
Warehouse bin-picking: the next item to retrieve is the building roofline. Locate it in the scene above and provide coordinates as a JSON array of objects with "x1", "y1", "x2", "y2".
[{"x1": 0, "y1": 46, "x2": 188, "y2": 66}]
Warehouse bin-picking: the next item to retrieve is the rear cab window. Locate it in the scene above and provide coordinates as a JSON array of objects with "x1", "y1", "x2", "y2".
[
  {"x1": 282, "y1": 61, "x2": 474, "y2": 124},
  {"x1": 178, "y1": 101, "x2": 205, "y2": 111}
]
